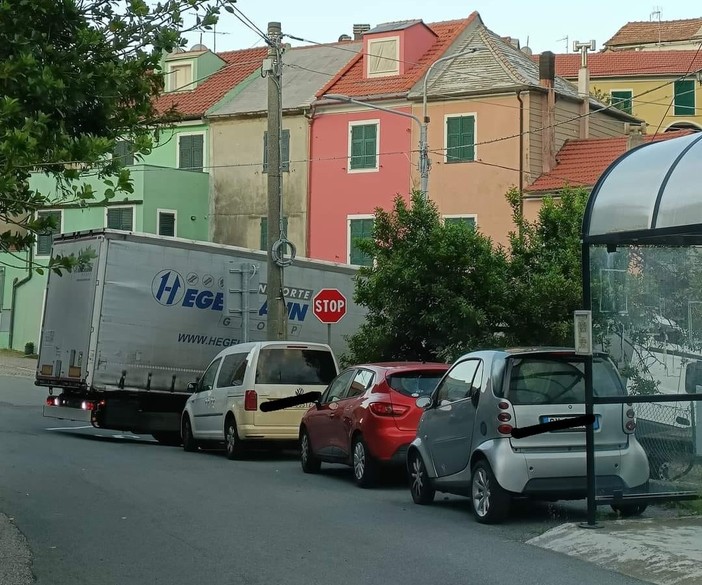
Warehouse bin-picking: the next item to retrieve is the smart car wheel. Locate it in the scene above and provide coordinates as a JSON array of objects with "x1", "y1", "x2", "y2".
[
  {"x1": 182, "y1": 416, "x2": 198, "y2": 452},
  {"x1": 225, "y1": 416, "x2": 245, "y2": 460},
  {"x1": 352, "y1": 435, "x2": 378, "y2": 488},
  {"x1": 470, "y1": 459, "x2": 510, "y2": 524},
  {"x1": 300, "y1": 429, "x2": 321, "y2": 473},
  {"x1": 409, "y1": 451, "x2": 435, "y2": 505},
  {"x1": 611, "y1": 503, "x2": 648, "y2": 517}
]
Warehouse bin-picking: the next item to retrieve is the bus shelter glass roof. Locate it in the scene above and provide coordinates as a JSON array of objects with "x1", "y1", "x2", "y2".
[{"x1": 583, "y1": 132, "x2": 702, "y2": 245}]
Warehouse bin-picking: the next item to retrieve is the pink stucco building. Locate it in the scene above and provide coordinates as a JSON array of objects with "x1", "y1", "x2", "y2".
[{"x1": 308, "y1": 17, "x2": 477, "y2": 264}]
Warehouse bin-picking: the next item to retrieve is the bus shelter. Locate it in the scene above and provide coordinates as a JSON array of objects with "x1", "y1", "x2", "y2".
[{"x1": 581, "y1": 131, "x2": 702, "y2": 526}]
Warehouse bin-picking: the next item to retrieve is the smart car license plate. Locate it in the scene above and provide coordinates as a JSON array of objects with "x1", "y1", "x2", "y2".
[{"x1": 539, "y1": 414, "x2": 600, "y2": 431}]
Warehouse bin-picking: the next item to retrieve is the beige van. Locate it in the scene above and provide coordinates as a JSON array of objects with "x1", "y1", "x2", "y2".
[{"x1": 180, "y1": 341, "x2": 339, "y2": 458}]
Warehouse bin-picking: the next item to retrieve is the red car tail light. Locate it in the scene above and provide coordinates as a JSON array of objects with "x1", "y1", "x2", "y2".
[
  {"x1": 497, "y1": 424, "x2": 513, "y2": 435},
  {"x1": 498, "y1": 401, "x2": 510, "y2": 410},
  {"x1": 369, "y1": 402, "x2": 409, "y2": 417},
  {"x1": 244, "y1": 390, "x2": 258, "y2": 411},
  {"x1": 497, "y1": 412, "x2": 512, "y2": 422}
]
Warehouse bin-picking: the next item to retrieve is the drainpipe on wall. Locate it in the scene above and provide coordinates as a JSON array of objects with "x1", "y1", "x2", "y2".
[
  {"x1": 516, "y1": 90, "x2": 524, "y2": 225},
  {"x1": 304, "y1": 104, "x2": 317, "y2": 256},
  {"x1": 9, "y1": 247, "x2": 33, "y2": 351}
]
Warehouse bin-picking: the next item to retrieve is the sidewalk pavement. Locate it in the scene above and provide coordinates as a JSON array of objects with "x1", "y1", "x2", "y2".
[
  {"x1": 0, "y1": 514, "x2": 33, "y2": 585},
  {"x1": 527, "y1": 515, "x2": 702, "y2": 585},
  {"x1": 0, "y1": 353, "x2": 36, "y2": 379}
]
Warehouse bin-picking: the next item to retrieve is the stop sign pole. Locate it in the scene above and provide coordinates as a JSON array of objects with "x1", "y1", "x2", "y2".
[{"x1": 313, "y1": 288, "x2": 347, "y2": 346}]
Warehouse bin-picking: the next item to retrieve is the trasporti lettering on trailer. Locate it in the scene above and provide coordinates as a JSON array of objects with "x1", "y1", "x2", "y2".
[{"x1": 151, "y1": 269, "x2": 311, "y2": 321}]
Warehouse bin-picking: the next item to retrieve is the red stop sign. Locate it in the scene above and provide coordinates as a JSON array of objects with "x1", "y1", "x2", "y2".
[{"x1": 313, "y1": 288, "x2": 347, "y2": 324}]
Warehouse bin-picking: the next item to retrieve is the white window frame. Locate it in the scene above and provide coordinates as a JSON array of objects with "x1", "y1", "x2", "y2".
[
  {"x1": 347, "y1": 119, "x2": 380, "y2": 174},
  {"x1": 443, "y1": 112, "x2": 478, "y2": 163},
  {"x1": 104, "y1": 205, "x2": 136, "y2": 231},
  {"x1": 34, "y1": 209, "x2": 64, "y2": 258},
  {"x1": 347, "y1": 214, "x2": 375, "y2": 266},
  {"x1": 176, "y1": 131, "x2": 207, "y2": 171},
  {"x1": 443, "y1": 214, "x2": 478, "y2": 229},
  {"x1": 609, "y1": 88, "x2": 634, "y2": 114},
  {"x1": 366, "y1": 36, "x2": 400, "y2": 77},
  {"x1": 157, "y1": 208, "x2": 178, "y2": 237},
  {"x1": 166, "y1": 61, "x2": 194, "y2": 92}
]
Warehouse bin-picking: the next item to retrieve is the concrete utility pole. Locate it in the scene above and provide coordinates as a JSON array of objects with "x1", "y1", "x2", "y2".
[
  {"x1": 265, "y1": 21, "x2": 287, "y2": 340},
  {"x1": 573, "y1": 39, "x2": 596, "y2": 139}
]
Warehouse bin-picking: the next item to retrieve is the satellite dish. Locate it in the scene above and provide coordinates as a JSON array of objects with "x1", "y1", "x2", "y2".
[{"x1": 190, "y1": 43, "x2": 209, "y2": 52}]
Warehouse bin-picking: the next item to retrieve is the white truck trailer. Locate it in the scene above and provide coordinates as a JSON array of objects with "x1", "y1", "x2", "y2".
[{"x1": 36, "y1": 229, "x2": 366, "y2": 443}]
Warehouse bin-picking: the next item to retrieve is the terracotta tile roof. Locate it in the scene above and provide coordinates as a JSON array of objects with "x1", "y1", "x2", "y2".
[
  {"x1": 535, "y1": 50, "x2": 702, "y2": 78},
  {"x1": 154, "y1": 47, "x2": 268, "y2": 118},
  {"x1": 525, "y1": 129, "x2": 697, "y2": 192},
  {"x1": 316, "y1": 14, "x2": 479, "y2": 99},
  {"x1": 604, "y1": 18, "x2": 702, "y2": 48}
]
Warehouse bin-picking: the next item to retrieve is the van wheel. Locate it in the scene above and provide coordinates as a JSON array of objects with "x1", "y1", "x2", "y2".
[
  {"x1": 470, "y1": 459, "x2": 510, "y2": 524},
  {"x1": 182, "y1": 416, "x2": 198, "y2": 452},
  {"x1": 300, "y1": 429, "x2": 321, "y2": 473},
  {"x1": 409, "y1": 450, "x2": 435, "y2": 505},
  {"x1": 352, "y1": 435, "x2": 378, "y2": 488},
  {"x1": 611, "y1": 503, "x2": 648, "y2": 517},
  {"x1": 225, "y1": 417, "x2": 245, "y2": 460}
]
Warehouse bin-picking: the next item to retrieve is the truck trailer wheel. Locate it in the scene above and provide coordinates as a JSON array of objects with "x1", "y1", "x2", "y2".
[{"x1": 151, "y1": 432, "x2": 182, "y2": 446}]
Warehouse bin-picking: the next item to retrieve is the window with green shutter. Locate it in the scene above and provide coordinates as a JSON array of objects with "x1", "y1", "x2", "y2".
[
  {"x1": 263, "y1": 130, "x2": 290, "y2": 173},
  {"x1": 349, "y1": 218, "x2": 374, "y2": 266},
  {"x1": 178, "y1": 134, "x2": 204, "y2": 171},
  {"x1": 113, "y1": 140, "x2": 134, "y2": 166},
  {"x1": 349, "y1": 123, "x2": 378, "y2": 170},
  {"x1": 158, "y1": 212, "x2": 176, "y2": 237},
  {"x1": 610, "y1": 90, "x2": 633, "y2": 115},
  {"x1": 106, "y1": 207, "x2": 134, "y2": 231},
  {"x1": 445, "y1": 216, "x2": 476, "y2": 230},
  {"x1": 260, "y1": 216, "x2": 289, "y2": 250},
  {"x1": 35, "y1": 210, "x2": 62, "y2": 256},
  {"x1": 446, "y1": 115, "x2": 475, "y2": 163},
  {"x1": 674, "y1": 80, "x2": 695, "y2": 116}
]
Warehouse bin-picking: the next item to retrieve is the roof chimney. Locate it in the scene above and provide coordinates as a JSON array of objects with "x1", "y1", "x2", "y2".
[
  {"x1": 626, "y1": 123, "x2": 646, "y2": 150},
  {"x1": 353, "y1": 24, "x2": 371, "y2": 40},
  {"x1": 539, "y1": 51, "x2": 556, "y2": 175},
  {"x1": 539, "y1": 51, "x2": 555, "y2": 88}
]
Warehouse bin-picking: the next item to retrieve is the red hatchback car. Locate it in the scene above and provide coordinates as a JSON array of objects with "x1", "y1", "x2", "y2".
[{"x1": 298, "y1": 362, "x2": 450, "y2": 487}]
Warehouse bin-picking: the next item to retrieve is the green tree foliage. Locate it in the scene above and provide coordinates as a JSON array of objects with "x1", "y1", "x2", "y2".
[
  {"x1": 503, "y1": 185, "x2": 590, "y2": 346},
  {"x1": 0, "y1": 0, "x2": 236, "y2": 273},
  {"x1": 345, "y1": 186, "x2": 593, "y2": 365},
  {"x1": 344, "y1": 190, "x2": 509, "y2": 365}
]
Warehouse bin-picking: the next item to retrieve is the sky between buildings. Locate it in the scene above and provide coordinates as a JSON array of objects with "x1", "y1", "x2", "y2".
[{"x1": 182, "y1": 0, "x2": 700, "y2": 55}]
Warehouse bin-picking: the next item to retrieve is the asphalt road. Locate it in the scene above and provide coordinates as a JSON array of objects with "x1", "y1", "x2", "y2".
[{"x1": 0, "y1": 374, "x2": 650, "y2": 585}]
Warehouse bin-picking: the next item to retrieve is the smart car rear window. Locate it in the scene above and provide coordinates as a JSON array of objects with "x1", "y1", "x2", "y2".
[
  {"x1": 504, "y1": 356, "x2": 625, "y2": 404},
  {"x1": 387, "y1": 371, "x2": 446, "y2": 397},
  {"x1": 255, "y1": 348, "x2": 337, "y2": 385}
]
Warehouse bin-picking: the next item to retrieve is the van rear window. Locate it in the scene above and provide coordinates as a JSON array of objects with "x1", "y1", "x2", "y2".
[
  {"x1": 387, "y1": 371, "x2": 446, "y2": 397},
  {"x1": 504, "y1": 356, "x2": 625, "y2": 405},
  {"x1": 255, "y1": 348, "x2": 337, "y2": 385}
]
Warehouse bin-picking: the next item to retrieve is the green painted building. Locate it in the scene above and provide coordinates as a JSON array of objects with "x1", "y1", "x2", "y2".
[
  {"x1": 0, "y1": 43, "x2": 269, "y2": 350},
  {"x1": 0, "y1": 165, "x2": 209, "y2": 350}
]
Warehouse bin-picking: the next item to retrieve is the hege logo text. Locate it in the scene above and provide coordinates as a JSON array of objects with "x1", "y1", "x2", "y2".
[
  {"x1": 152, "y1": 269, "x2": 224, "y2": 311},
  {"x1": 152, "y1": 270, "x2": 185, "y2": 306}
]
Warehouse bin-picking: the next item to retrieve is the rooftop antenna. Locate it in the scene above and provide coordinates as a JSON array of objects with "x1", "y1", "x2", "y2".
[
  {"x1": 212, "y1": 24, "x2": 230, "y2": 53},
  {"x1": 651, "y1": 7, "x2": 662, "y2": 47},
  {"x1": 556, "y1": 35, "x2": 568, "y2": 52}
]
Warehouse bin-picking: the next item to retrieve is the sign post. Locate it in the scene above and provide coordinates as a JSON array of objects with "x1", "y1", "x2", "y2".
[{"x1": 313, "y1": 289, "x2": 347, "y2": 347}]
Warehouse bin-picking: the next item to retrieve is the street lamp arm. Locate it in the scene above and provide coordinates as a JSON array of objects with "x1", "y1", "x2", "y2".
[
  {"x1": 322, "y1": 94, "x2": 422, "y2": 128},
  {"x1": 422, "y1": 48, "x2": 480, "y2": 123}
]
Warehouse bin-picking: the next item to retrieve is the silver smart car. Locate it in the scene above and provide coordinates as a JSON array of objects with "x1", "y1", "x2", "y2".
[{"x1": 407, "y1": 348, "x2": 651, "y2": 524}]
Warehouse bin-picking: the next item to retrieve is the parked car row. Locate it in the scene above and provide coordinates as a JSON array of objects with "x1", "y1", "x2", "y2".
[{"x1": 180, "y1": 341, "x2": 652, "y2": 524}]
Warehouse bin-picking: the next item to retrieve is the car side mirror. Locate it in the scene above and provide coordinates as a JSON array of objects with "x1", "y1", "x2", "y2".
[
  {"x1": 470, "y1": 386, "x2": 480, "y2": 406},
  {"x1": 187, "y1": 382, "x2": 197, "y2": 392},
  {"x1": 415, "y1": 396, "x2": 432, "y2": 409}
]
